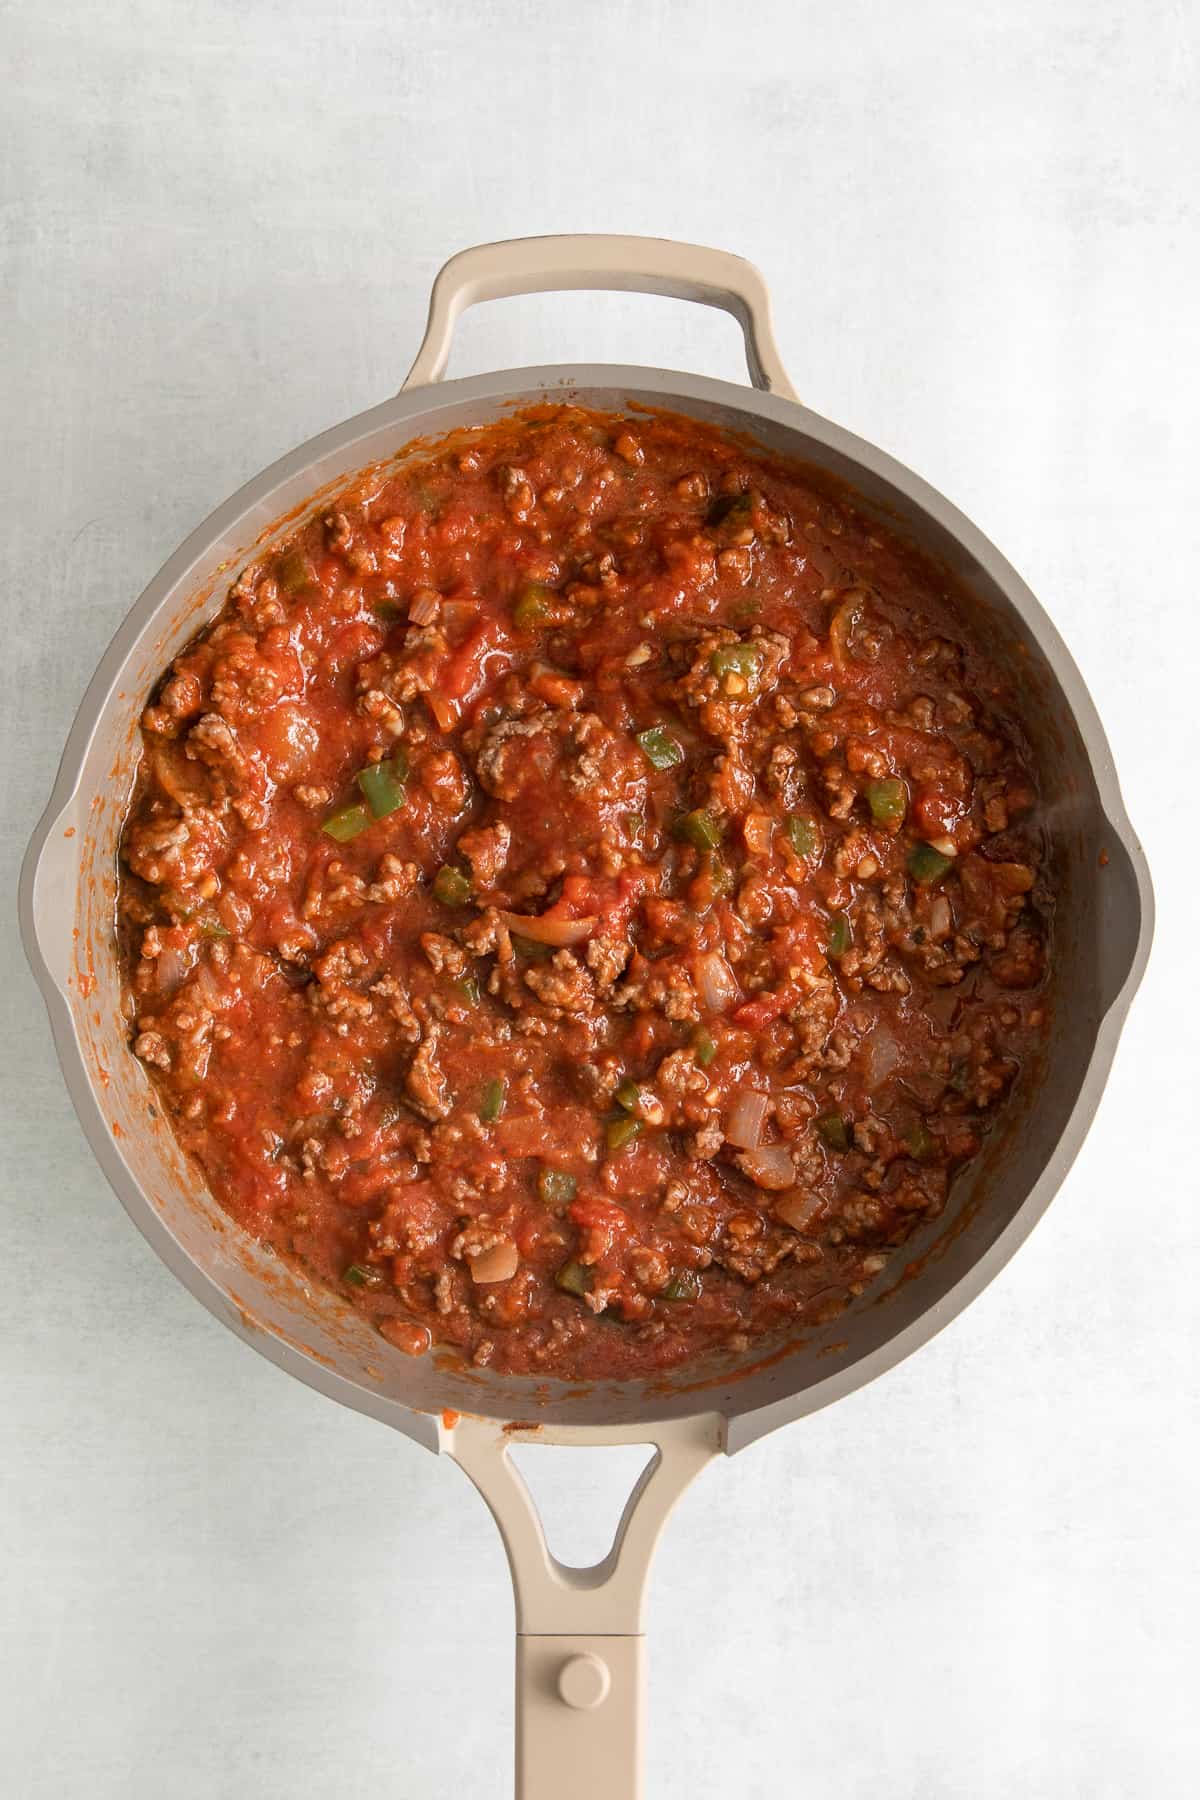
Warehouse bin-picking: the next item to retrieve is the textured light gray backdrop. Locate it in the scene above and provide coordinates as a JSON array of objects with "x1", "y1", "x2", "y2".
[{"x1": 3, "y1": 2, "x2": 1197, "y2": 1796}]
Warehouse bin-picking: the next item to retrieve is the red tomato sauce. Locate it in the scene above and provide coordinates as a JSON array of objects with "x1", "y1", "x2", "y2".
[{"x1": 118, "y1": 407, "x2": 1049, "y2": 1380}]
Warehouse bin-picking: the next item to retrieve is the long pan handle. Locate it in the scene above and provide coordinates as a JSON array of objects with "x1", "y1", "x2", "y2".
[
  {"x1": 442, "y1": 1413, "x2": 722, "y2": 1799},
  {"x1": 401, "y1": 233, "x2": 798, "y2": 399}
]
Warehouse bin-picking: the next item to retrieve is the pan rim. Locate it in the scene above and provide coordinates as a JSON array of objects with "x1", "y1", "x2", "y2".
[{"x1": 19, "y1": 362, "x2": 1154, "y2": 1452}]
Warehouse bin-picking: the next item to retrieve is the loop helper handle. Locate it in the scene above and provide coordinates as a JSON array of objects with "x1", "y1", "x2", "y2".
[{"x1": 401, "y1": 233, "x2": 798, "y2": 399}]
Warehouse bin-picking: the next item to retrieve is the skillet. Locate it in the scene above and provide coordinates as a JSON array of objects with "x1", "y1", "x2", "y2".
[{"x1": 20, "y1": 235, "x2": 1153, "y2": 1797}]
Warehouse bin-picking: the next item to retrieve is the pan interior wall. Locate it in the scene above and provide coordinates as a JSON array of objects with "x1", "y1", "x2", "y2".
[{"x1": 44, "y1": 373, "x2": 1137, "y2": 1441}]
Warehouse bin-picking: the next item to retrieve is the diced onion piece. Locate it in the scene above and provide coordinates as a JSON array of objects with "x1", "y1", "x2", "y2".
[
  {"x1": 408, "y1": 588, "x2": 441, "y2": 625},
  {"x1": 738, "y1": 1145, "x2": 795, "y2": 1190},
  {"x1": 775, "y1": 1190, "x2": 824, "y2": 1233},
  {"x1": 155, "y1": 947, "x2": 189, "y2": 994},
  {"x1": 695, "y1": 950, "x2": 740, "y2": 1013},
  {"x1": 828, "y1": 586, "x2": 869, "y2": 669},
  {"x1": 468, "y1": 1240, "x2": 518, "y2": 1284},
  {"x1": 496, "y1": 910, "x2": 597, "y2": 947},
  {"x1": 441, "y1": 599, "x2": 478, "y2": 635},
  {"x1": 743, "y1": 811, "x2": 774, "y2": 856},
  {"x1": 862, "y1": 1020, "x2": 902, "y2": 1087},
  {"x1": 150, "y1": 743, "x2": 205, "y2": 808},
  {"x1": 190, "y1": 962, "x2": 225, "y2": 1008},
  {"x1": 725, "y1": 1087, "x2": 769, "y2": 1149},
  {"x1": 427, "y1": 692, "x2": 459, "y2": 732}
]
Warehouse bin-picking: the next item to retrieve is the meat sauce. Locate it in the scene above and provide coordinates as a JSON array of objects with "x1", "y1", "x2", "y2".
[{"x1": 118, "y1": 407, "x2": 1049, "y2": 1380}]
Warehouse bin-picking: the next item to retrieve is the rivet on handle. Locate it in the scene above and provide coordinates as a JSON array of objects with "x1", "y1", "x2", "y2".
[{"x1": 557, "y1": 1653, "x2": 611, "y2": 1711}]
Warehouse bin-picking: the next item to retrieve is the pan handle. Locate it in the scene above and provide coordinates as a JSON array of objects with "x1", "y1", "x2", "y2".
[
  {"x1": 401, "y1": 234, "x2": 798, "y2": 399},
  {"x1": 442, "y1": 1411, "x2": 722, "y2": 1800}
]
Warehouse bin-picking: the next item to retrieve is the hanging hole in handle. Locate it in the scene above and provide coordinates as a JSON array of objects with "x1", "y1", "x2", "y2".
[
  {"x1": 506, "y1": 1442, "x2": 657, "y2": 1572},
  {"x1": 441, "y1": 288, "x2": 760, "y2": 392}
]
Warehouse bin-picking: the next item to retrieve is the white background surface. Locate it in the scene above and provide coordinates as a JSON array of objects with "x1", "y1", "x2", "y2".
[{"x1": 3, "y1": 3, "x2": 1197, "y2": 1795}]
